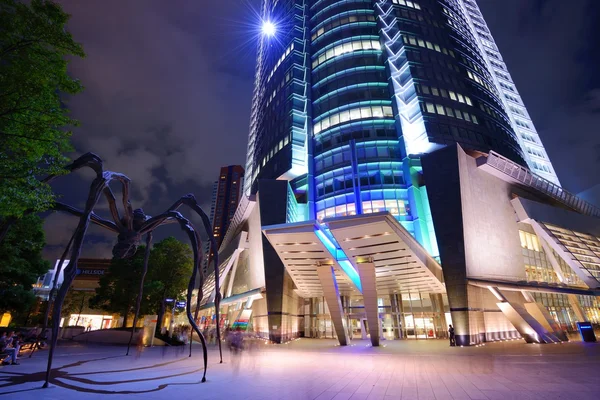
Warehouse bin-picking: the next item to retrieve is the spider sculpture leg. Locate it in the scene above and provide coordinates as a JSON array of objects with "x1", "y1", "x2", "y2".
[
  {"x1": 102, "y1": 187, "x2": 125, "y2": 230},
  {"x1": 111, "y1": 174, "x2": 134, "y2": 230},
  {"x1": 190, "y1": 279, "x2": 204, "y2": 357},
  {"x1": 187, "y1": 232, "x2": 206, "y2": 359},
  {"x1": 44, "y1": 175, "x2": 109, "y2": 388},
  {"x1": 41, "y1": 202, "x2": 119, "y2": 334},
  {"x1": 142, "y1": 210, "x2": 209, "y2": 382},
  {"x1": 126, "y1": 232, "x2": 153, "y2": 356},
  {"x1": 167, "y1": 194, "x2": 222, "y2": 363}
]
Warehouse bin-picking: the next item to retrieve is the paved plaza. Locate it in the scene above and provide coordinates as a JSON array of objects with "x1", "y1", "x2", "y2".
[{"x1": 0, "y1": 338, "x2": 599, "y2": 400}]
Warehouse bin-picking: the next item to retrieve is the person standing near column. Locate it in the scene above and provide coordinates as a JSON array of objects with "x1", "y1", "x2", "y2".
[{"x1": 448, "y1": 325, "x2": 456, "y2": 346}]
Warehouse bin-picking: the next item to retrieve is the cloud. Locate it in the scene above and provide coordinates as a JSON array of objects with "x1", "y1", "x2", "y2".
[
  {"x1": 59, "y1": 0, "x2": 253, "y2": 196},
  {"x1": 42, "y1": 0, "x2": 258, "y2": 256},
  {"x1": 43, "y1": 212, "x2": 116, "y2": 261}
]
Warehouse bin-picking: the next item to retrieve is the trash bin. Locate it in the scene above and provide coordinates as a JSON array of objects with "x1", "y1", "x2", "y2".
[{"x1": 576, "y1": 322, "x2": 597, "y2": 342}]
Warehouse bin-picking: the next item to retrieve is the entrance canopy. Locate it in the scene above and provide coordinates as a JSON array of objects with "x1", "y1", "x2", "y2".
[
  {"x1": 262, "y1": 221, "x2": 361, "y2": 298},
  {"x1": 263, "y1": 212, "x2": 445, "y2": 298},
  {"x1": 326, "y1": 213, "x2": 445, "y2": 294}
]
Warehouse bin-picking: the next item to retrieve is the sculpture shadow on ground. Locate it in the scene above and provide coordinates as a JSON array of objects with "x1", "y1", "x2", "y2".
[{"x1": 0, "y1": 354, "x2": 206, "y2": 396}]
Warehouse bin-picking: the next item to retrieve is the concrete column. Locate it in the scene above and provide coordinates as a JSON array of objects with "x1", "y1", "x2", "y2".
[
  {"x1": 389, "y1": 295, "x2": 401, "y2": 339},
  {"x1": 341, "y1": 296, "x2": 353, "y2": 339},
  {"x1": 355, "y1": 261, "x2": 380, "y2": 346},
  {"x1": 397, "y1": 294, "x2": 407, "y2": 339},
  {"x1": 316, "y1": 265, "x2": 350, "y2": 346}
]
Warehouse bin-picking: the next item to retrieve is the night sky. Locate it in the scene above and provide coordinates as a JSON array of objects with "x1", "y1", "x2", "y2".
[{"x1": 43, "y1": 0, "x2": 600, "y2": 261}]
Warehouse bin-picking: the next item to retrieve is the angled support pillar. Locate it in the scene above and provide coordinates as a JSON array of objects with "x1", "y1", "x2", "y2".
[
  {"x1": 490, "y1": 287, "x2": 561, "y2": 343},
  {"x1": 355, "y1": 258, "x2": 380, "y2": 346},
  {"x1": 316, "y1": 264, "x2": 350, "y2": 346},
  {"x1": 567, "y1": 294, "x2": 588, "y2": 322},
  {"x1": 522, "y1": 291, "x2": 568, "y2": 341}
]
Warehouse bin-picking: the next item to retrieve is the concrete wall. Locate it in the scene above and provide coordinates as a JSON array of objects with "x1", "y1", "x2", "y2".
[
  {"x1": 224, "y1": 179, "x2": 304, "y2": 343},
  {"x1": 457, "y1": 147, "x2": 525, "y2": 281},
  {"x1": 72, "y1": 329, "x2": 166, "y2": 346},
  {"x1": 423, "y1": 145, "x2": 526, "y2": 344},
  {"x1": 422, "y1": 145, "x2": 472, "y2": 344}
]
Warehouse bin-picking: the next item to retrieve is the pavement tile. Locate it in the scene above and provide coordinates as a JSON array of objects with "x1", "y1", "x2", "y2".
[{"x1": 1, "y1": 338, "x2": 598, "y2": 400}]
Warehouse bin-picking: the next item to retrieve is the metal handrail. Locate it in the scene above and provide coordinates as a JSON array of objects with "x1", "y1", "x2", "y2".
[{"x1": 486, "y1": 151, "x2": 600, "y2": 218}]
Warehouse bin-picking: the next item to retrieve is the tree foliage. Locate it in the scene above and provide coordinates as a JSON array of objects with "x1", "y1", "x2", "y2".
[
  {"x1": 0, "y1": 0, "x2": 85, "y2": 218},
  {"x1": 89, "y1": 237, "x2": 194, "y2": 328},
  {"x1": 145, "y1": 237, "x2": 194, "y2": 329},
  {"x1": 89, "y1": 246, "x2": 147, "y2": 327},
  {"x1": 0, "y1": 214, "x2": 49, "y2": 314},
  {"x1": 62, "y1": 288, "x2": 90, "y2": 321}
]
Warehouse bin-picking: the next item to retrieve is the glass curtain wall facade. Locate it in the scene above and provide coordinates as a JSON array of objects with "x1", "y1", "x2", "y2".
[
  {"x1": 244, "y1": 0, "x2": 310, "y2": 197},
  {"x1": 310, "y1": 0, "x2": 425, "y2": 244},
  {"x1": 245, "y1": 0, "x2": 559, "y2": 258},
  {"x1": 458, "y1": 0, "x2": 560, "y2": 185}
]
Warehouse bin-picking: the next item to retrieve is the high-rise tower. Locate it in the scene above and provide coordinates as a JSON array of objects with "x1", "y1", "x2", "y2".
[
  {"x1": 207, "y1": 0, "x2": 598, "y2": 346},
  {"x1": 243, "y1": 0, "x2": 560, "y2": 262},
  {"x1": 458, "y1": 0, "x2": 559, "y2": 184},
  {"x1": 203, "y1": 165, "x2": 244, "y2": 274}
]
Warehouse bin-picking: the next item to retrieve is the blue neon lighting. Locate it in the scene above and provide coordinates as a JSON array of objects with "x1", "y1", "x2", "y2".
[
  {"x1": 314, "y1": 228, "x2": 362, "y2": 292},
  {"x1": 338, "y1": 260, "x2": 362, "y2": 293},
  {"x1": 315, "y1": 228, "x2": 336, "y2": 252}
]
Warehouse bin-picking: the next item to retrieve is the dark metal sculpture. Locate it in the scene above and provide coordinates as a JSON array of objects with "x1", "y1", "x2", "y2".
[{"x1": 7, "y1": 153, "x2": 222, "y2": 387}]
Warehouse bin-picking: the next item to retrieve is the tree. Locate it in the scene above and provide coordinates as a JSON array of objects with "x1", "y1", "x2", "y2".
[
  {"x1": 146, "y1": 237, "x2": 193, "y2": 333},
  {"x1": 0, "y1": 0, "x2": 85, "y2": 219},
  {"x1": 0, "y1": 214, "x2": 49, "y2": 315},
  {"x1": 89, "y1": 238, "x2": 193, "y2": 331},
  {"x1": 89, "y1": 247, "x2": 147, "y2": 328},
  {"x1": 62, "y1": 288, "x2": 89, "y2": 326}
]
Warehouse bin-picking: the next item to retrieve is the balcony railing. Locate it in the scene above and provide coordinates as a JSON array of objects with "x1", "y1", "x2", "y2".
[{"x1": 485, "y1": 151, "x2": 600, "y2": 218}]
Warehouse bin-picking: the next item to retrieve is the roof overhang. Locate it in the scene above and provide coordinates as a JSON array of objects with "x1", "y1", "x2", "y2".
[
  {"x1": 325, "y1": 212, "x2": 445, "y2": 294},
  {"x1": 262, "y1": 221, "x2": 361, "y2": 298},
  {"x1": 263, "y1": 212, "x2": 445, "y2": 297}
]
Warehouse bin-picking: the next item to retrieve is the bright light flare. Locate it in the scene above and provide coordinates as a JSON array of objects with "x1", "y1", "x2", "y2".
[{"x1": 262, "y1": 21, "x2": 276, "y2": 37}]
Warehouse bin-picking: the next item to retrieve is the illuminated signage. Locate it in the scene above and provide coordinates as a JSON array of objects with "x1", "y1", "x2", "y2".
[{"x1": 78, "y1": 269, "x2": 105, "y2": 275}]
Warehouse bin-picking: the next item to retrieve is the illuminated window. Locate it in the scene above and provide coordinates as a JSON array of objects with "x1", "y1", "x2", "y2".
[
  {"x1": 312, "y1": 39, "x2": 381, "y2": 69},
  {"x1": 313, "y1": 105, "x2": 393, "y2": 135},
  {"x1": 519, "y1": 230, "x2": 540, "y2": 252}
]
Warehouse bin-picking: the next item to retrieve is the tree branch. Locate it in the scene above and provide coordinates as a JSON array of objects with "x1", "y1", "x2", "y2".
[{"x1": 0, "y1": 130, "x2": 61, "y2": 143}]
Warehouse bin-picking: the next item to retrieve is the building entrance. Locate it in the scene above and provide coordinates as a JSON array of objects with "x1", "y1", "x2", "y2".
[{"x1": 403, "y1": 314, "x2": 437, "y2": 339}]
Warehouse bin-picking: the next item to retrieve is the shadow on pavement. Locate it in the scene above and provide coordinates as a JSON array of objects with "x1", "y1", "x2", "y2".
[{"x1": 0, "y1": 354, "x2": 206, "y2": 395}]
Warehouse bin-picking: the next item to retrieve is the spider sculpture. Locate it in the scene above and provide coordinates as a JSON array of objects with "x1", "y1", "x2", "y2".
[{"x1": 12, "y1": 153, "x2": 223, "y2": 387}]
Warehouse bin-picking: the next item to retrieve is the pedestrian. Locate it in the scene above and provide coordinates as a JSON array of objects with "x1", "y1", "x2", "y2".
[
  {"x1": 135, "y1": 328, "x2": 145, "y2": 359},
  {"x1": 1, "y1": 332, "x2": 19, "y2": 365},
  {"x1": 448, "y1": 324, "x2": 456, "y2": 347}
]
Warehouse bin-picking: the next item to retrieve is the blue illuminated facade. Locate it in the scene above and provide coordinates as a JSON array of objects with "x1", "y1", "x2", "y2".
[{"x1": 244, "y1": 0, "x2": 557, "y2": 260}]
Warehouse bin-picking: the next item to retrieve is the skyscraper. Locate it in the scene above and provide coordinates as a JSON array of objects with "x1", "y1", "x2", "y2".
[
  {"x1": 203, "y1": 165, "x2": 244, "y2": 273},
  {"x1": 199, "y1": 1, "x2": 599, "y2": 346},
  {"x1": 244, "y1": 0, "x2": 559, "y2": 240}
]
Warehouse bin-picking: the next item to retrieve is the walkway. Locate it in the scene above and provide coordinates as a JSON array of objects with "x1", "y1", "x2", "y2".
[{"x1": 1, "y1": 338, "x2": 599, "y2": 399}]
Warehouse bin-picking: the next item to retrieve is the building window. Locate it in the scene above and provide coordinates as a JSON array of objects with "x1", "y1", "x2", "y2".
[
  {"x1": 312, "y1": 39, "x2": 381, "y2": 69},
  {"x1": 313, "y1": 105, "x2": 393, "y2": 135}
]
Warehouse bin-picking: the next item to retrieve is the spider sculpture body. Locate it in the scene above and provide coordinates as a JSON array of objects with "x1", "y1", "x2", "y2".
[{"x1": 15, "y1": 153, "x2": 223, "y2": 387}]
